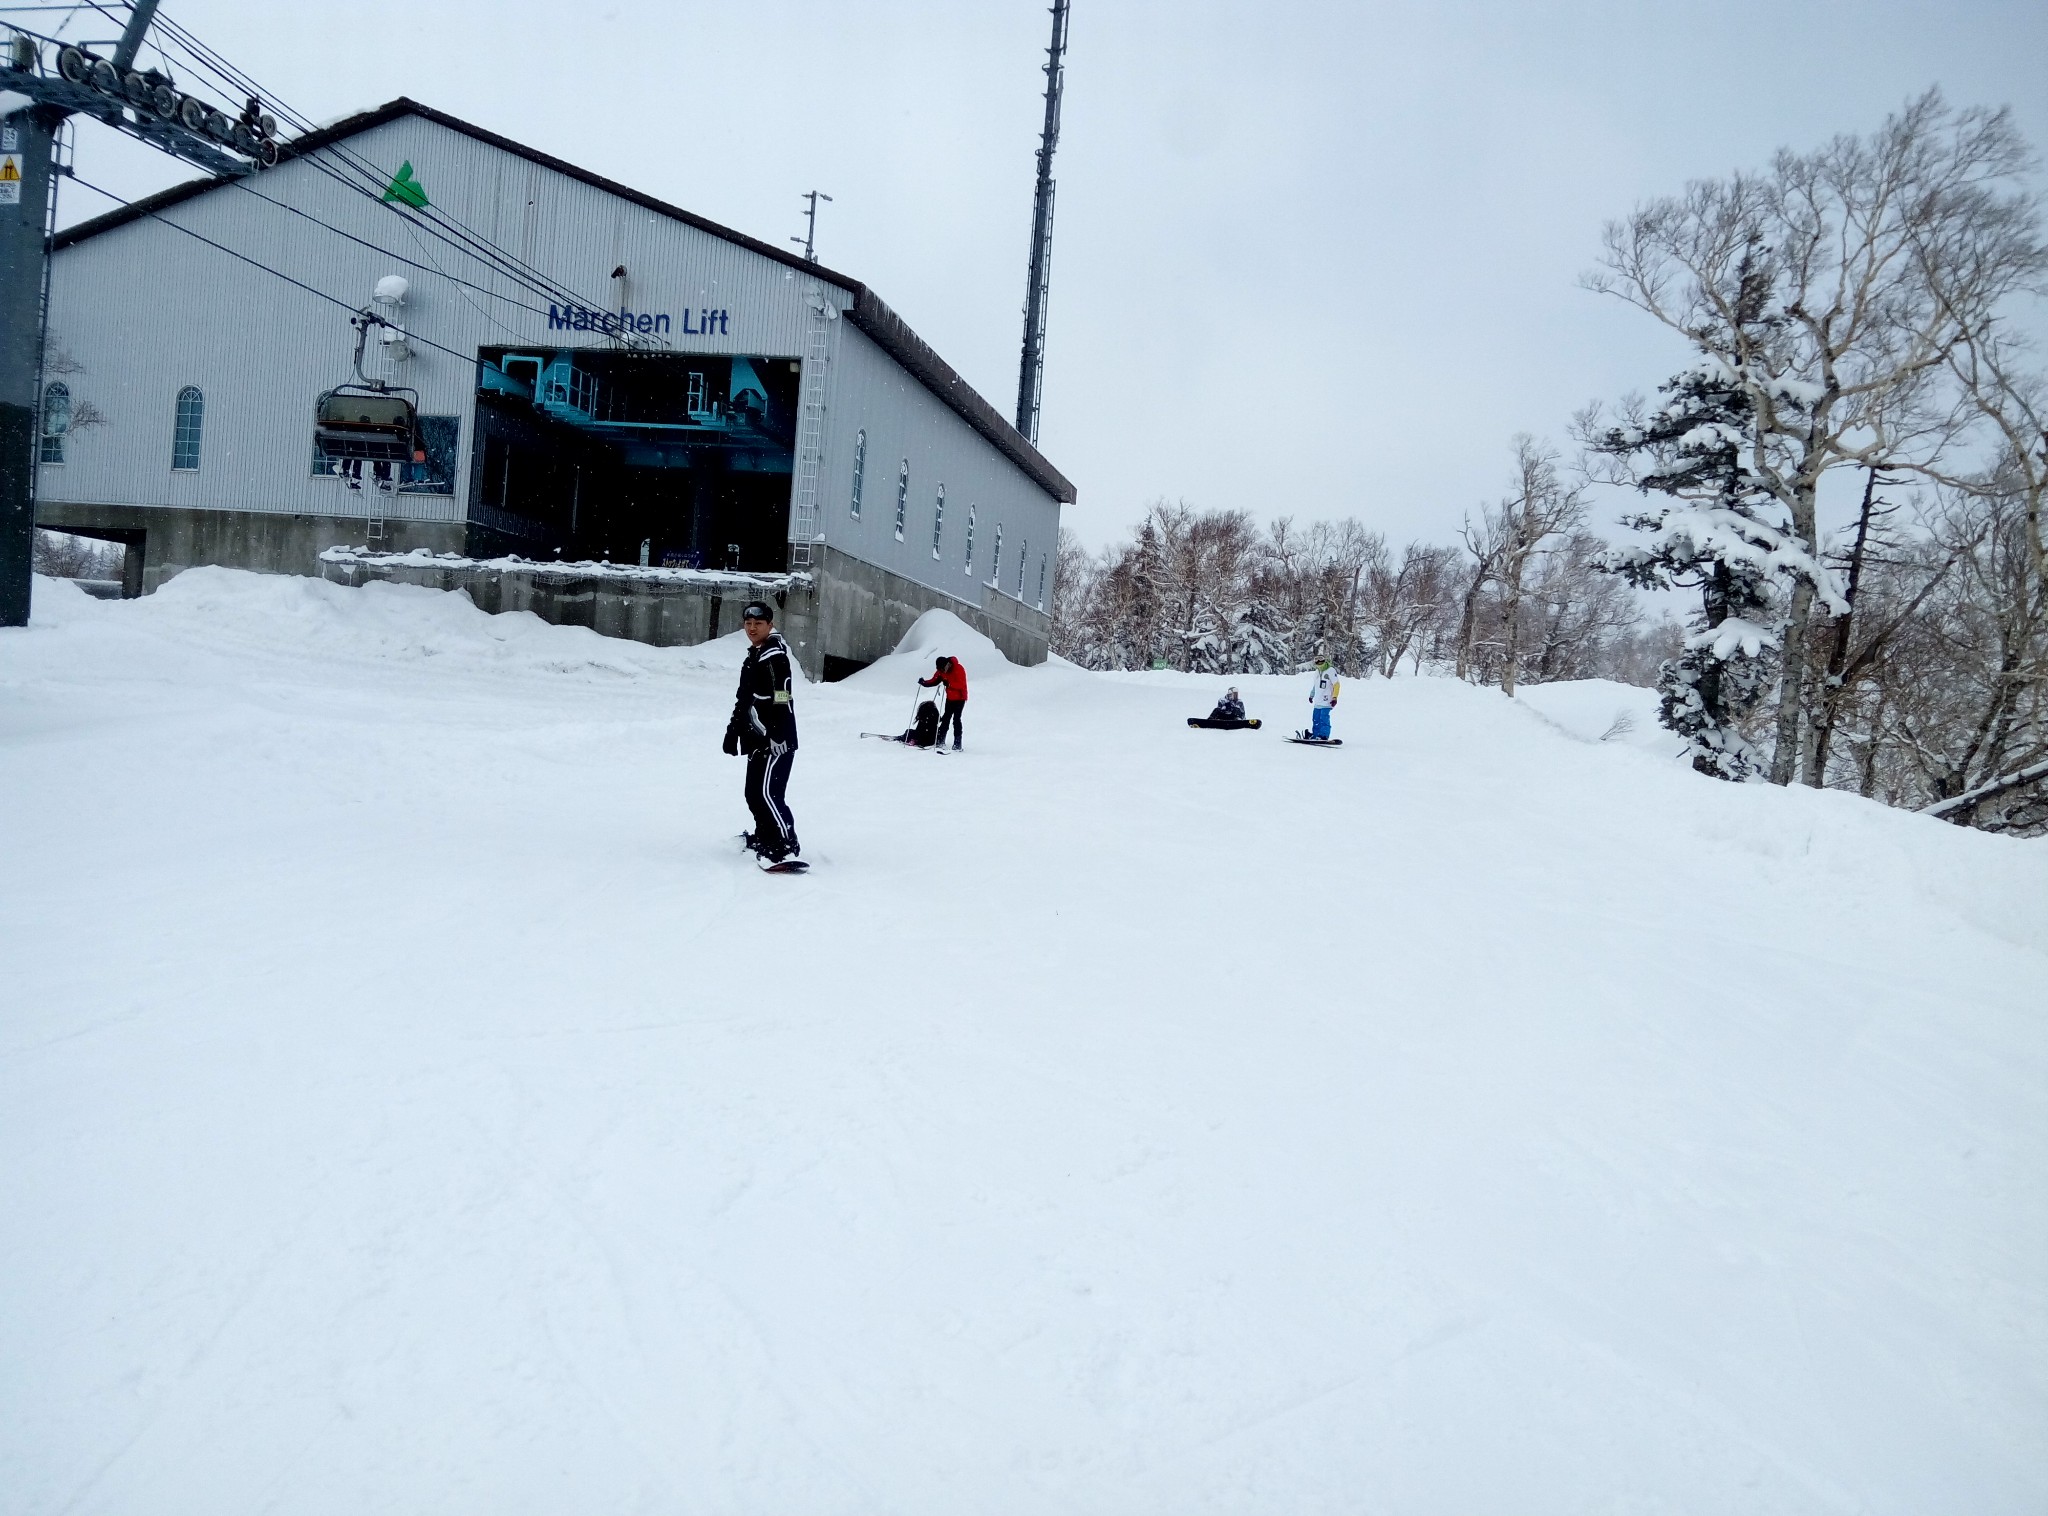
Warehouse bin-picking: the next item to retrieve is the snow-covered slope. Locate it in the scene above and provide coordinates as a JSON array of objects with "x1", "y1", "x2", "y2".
[{"x1": 4, "y1": 572, "x2": 2044, "y2": 1514}]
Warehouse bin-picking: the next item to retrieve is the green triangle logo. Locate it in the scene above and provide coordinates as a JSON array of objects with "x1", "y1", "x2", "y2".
[{"x1": 382, "y1": 161, "x2": 429, "y2": 209}]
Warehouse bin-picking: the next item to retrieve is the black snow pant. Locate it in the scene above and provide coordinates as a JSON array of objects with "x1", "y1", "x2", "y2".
[
  {"x1": 935, "y1": 699, "x2": 965, "y2": 749},
  {"x1": 745, "y1": 744, "x2": 798, "y2": 853}
]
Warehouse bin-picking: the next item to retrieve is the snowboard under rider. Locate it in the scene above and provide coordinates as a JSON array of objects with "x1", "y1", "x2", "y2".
[
  {"x1": 1308, "y1": 656, "x2": 1340, "y2": 741},
  {"x1": 918, "y1": 654, "x2": 968, "y2": 750},
  {"x1": 723, "y1": 599, "x2": 800, "y2": 863},
  {"x1": 1209, "y1": 687, "x2": 1246, "y2": 722}
]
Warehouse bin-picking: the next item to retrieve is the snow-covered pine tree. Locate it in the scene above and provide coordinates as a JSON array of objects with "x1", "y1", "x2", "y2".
[
  {"x1": 1181, "y1": 612, "x2": 1227, "y2": 674},
  {"x1": 1223, "y1": 601, "x2": 1292, "y2": 674},
  {"x1": 1594, "y1": 351, "x2": 1811, "y2": 778}
]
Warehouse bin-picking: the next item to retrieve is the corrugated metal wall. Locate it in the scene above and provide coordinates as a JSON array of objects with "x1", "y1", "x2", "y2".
[
  {"x1": 38, "y1": 109, "x2": 1059, "y2": 610},
  {"x1": 816, "y1": 319, "x2": 1060, "y2": 612}
]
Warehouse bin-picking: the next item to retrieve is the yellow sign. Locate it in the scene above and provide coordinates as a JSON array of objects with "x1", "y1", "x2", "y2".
[{"x1": 0, "y1": 156, "x2": 20, "y2": 183}]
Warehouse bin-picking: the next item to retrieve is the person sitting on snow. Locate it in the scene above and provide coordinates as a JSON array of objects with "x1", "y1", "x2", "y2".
[
  {"x1": 918, "y1": 654, "x2": 968, "y2": 750},
  {"x1": 1209, "y1": 687, "x2": 1246, "y2": 722}
]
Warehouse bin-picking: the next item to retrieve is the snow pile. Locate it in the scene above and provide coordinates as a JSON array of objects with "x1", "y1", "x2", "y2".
[
  {"x1": 3, "y1": 571, "x2": 2044, "y2": 1513},
  {"x1": 843, "y1": 605, "x2": 1026, "y2": 690}
]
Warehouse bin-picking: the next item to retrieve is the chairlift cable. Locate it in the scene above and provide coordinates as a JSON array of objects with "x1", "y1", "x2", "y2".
[
  {"x1": 66, "y1": 172, "x2": 478, "y2": 364},
  {"x1": 223, "y1": 177, "x2": 557, "y2": 323},
  {"x1": 145, "y1": 10, "x2": 609, "y2": 311},
  {"x1": 42, "y1": 6, "x2": 637, "y2": 328}
]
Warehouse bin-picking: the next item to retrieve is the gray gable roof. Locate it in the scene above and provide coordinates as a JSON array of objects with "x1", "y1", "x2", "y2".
[{"x1": 54, "y1": 97, "x2": 1076, "y2": 505}]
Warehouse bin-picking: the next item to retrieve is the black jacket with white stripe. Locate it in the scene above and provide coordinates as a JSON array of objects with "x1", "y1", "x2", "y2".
[{"x1": 727, "y1": 632, "x2": 799, "y2": 751}]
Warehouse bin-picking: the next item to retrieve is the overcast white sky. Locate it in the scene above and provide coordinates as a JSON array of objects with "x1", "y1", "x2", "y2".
[{"x1": 48, "y1": 0, "x2": 2048, "y2": 550}]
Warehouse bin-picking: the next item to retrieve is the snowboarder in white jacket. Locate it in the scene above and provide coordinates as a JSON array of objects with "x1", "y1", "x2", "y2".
[{"x1": 1308, "y1": 656, "x2": 1340, "y2": 741}]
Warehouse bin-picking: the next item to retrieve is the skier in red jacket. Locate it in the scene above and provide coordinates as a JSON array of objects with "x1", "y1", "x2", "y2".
[{"x1": 918, "y1": 654, "x2": 968, "y2": 750}]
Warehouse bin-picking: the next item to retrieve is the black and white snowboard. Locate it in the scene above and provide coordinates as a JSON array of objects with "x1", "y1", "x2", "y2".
[
  {"x1": 1188, "y1": 717, "x2": 1262, "y2": 730},
  {"x1": 1286, "y1": 731, "x2": 1343, "y2": 746},
  {"x1": 740, "y1": 834, "x2": 811, "y2": 871}
]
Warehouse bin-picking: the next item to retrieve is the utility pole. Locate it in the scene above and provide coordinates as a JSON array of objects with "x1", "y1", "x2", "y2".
[
  {"x1": 0, "y1": 41, "x2": 64, "y2": 627},
  {"x1": 1013, "y1": 0, "x2": 1069, "y2": 447},
  {"x1": 1, "y1": 0, "x2": 272, "y2": 625},
  {"x1": 790, "y1": 189, "x2": 832, "y2": 264}
]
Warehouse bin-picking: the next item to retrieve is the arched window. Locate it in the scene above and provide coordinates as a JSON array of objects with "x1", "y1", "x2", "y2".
[
  {"x1": 1037, "y1": 555, "x2": 1047, "y2": 609},
  {"x1": 964, "y1": 504, "x2": 976, "y2": 573},
  {"x1": 849, "y1": 428, "x2": 866, "y2": 519},
  {"x1": 171, "y1": 386, "x2": 204, "y2": 470},
  {"x1": 893, "y1": 459, "x2": 909, "y2": 541},
  {"x1": 1016, "y1": 538, "x2": 1028, "y2": 596},
  {"x1": 990, "y1": 524, "x2": 1003, "y2": 587},
  {"x1": 931, "y1": 483, "x2": 945, "y2": 559},
  {"x1": 38, "y1": 382, "x2": 70, "y2": 464}
]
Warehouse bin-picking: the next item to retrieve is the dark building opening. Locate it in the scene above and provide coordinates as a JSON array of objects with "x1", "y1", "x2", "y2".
[{"x1": 466, "y1": 348, "x2": 801, "y2": 569}]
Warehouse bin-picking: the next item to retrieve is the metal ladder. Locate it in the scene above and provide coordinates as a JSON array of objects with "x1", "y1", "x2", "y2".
[{"x1": 786, "y1": 287, "x2": 836, "y2": 570}]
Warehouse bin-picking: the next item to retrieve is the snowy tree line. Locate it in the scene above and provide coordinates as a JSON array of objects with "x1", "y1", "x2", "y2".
[
  {"x1": 1055, "y1": 91, "x2": 2047, "y2": 834},
  {"x1": 32, "y1": 529, "x2": 123, "y2": 581},
  {"x1": 1050, "y1": 448, "x2": 1664, "y2": 693}
]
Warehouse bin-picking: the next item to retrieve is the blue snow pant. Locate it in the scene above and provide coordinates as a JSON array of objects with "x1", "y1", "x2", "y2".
[
  {"x1": 1311, "y1": 706, "x2": 1332, "y2": 740},
  {"x1": 745, "y1": 744, "x2": 798, "y2": 853}
]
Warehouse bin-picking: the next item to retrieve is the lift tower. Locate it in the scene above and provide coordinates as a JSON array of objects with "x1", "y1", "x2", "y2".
[
  {"x1": 1, "y1": 0, "x2": 275, "y2": 625},
  {"x1": 1012, "y1": 0, "x2": 1069, "y2": 448}
]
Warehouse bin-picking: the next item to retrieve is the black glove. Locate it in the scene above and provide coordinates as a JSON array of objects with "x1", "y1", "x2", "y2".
[{"x1": 722, "y1": 727, "x2": 740, "y2": 756}]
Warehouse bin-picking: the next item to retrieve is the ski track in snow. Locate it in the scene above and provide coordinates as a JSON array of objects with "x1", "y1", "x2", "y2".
[{"x1": 3, "y1": 570, "x2": 2045, "y2": 1514}]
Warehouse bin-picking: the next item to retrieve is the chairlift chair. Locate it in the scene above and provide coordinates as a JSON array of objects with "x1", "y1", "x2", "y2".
[
  {"x1": 313, "y1": 306, "x2": 422, "y2": 473},
  {"x1": 313, "y1": 386, "x2": 420, "y2": 463}
]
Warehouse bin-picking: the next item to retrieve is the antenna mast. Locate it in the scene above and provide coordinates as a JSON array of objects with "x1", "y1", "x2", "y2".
[
  {"x1": 791, "y1": 189, "x2": 832, "y2": 263},
  {"x1": 1013, "y1": 0, "x2": 1069, "y2": 446}
]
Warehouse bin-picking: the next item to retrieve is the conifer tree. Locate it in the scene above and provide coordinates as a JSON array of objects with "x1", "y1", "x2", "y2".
[{"x1": 1592, "y1": 346, "x2": 1803, "y2": 777}]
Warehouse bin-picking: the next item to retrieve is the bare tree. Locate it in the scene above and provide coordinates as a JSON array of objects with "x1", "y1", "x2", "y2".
[
  {"x1": 1489, "y1": 436, "x2": 1588, "y2": 696},
  {"x1": 1362, "y1": 541, "x2": 1458, "y2": 676},
  {"x1": 1452, "y1": 505, "x2": 1506, "y2": 682}
]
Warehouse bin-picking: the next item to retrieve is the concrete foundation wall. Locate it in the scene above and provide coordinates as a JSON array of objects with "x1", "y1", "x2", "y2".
[
  {"x1": 318, "y1": 550, "x2": 820, "y2": 670},
  {"x1": 36, "y1": 497, "x2": 1042, "y2": 682},
  {"x1": 34, "y1": 500, "x2": 463, "y2": 594},
  {"x1": 814, "y1": 545, "x2": 1049, "y2": 674}
]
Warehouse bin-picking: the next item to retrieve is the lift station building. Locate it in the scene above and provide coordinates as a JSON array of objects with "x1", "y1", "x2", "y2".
[{"x1": 34, "y1": 98, "x2": 1073, "y2": 676}]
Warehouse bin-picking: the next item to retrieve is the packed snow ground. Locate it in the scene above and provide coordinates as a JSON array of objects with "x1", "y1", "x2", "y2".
[{"x1": 4, "y1": 570, "x2": 2045, "y2": 1515}]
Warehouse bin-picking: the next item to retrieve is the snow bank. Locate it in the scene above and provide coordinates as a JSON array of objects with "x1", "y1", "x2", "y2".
[{"x1": 3, "y1": 570, "x2": 2044, "y2": 1513}]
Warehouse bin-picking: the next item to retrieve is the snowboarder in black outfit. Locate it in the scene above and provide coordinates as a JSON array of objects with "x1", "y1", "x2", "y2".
[
  {"x1": 1188, "y1": 685, "x2": 1261, "y2": 730},
  {"x1": 722, "y1": 599, "x2": 800, "y2": 866}
]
